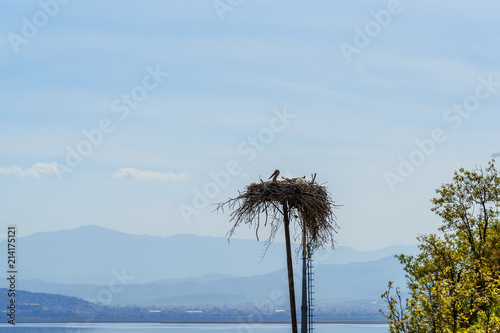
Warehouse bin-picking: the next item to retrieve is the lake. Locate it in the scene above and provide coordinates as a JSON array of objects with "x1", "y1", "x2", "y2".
[{"x1": 0, "y1": 323, "x2": 389, "y2": 332}]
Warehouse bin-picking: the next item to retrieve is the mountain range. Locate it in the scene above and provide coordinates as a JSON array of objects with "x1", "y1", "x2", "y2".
[{"x1": 0, "y1": 225, "x2": 418, "y2": 307}]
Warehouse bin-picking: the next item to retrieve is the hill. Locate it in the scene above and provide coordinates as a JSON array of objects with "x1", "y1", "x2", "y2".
[
  {"x1": 11, "y1": 255, "x2": 406, "y2": 308},
  {"x1": 0, "y1": 225, "x2": 418, "y2": 285},
  {"x1": 0, "y1": 287, "x2": 103, "y2": 322}
]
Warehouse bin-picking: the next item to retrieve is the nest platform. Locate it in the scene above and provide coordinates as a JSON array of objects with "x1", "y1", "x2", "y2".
[{"x1": 218, "y1": 177, "x2": 339, "y2": 251}]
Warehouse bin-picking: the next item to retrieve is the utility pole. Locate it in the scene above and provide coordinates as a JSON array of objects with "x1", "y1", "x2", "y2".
[{"x1": 283, "y1": 201, "x2": 298, "y2": 333}]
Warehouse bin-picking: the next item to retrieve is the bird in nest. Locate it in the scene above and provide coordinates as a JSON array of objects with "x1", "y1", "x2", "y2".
[{"x1": 268, "y1": 169, "x2": 306, "y2": 183}]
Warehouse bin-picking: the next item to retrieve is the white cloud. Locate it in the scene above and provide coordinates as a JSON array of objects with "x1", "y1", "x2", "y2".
[
  {"x1": 0, "y1": 162, "x2": 59, "y2": 178},
  {"x1": 111, "y1": 168, "x2": 190, "y2": 182}
]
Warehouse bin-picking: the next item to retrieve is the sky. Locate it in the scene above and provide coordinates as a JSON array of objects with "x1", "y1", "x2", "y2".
[{"x1": 1, "y1": 0, "x2": 499, "y2": 251}]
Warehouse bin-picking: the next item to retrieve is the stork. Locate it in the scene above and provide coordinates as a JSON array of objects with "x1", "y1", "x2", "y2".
[
  {"x1": 269, "y1": 169, "x2": 284, "y2": 182},
  {"x1": 269, "y1": 170, "x2": 306, "y2": 183},
  {"x1": 292, "y1": 176, "x2": 306, "y2": 183}
]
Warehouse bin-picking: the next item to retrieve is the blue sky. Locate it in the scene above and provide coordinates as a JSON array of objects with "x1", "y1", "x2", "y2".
[{"x1": 1, "y1": 0, "x2": 499, "y2": 250}]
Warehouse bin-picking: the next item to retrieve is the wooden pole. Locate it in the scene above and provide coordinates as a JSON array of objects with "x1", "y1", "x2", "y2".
[{"x1": 283, "y1": 201, "x2": 298, "y2": 333}]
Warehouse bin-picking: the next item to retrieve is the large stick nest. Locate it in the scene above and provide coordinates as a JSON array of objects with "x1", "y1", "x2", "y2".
[{"x1": 216, "y1": 176, "x2": 340, "y2": 253}]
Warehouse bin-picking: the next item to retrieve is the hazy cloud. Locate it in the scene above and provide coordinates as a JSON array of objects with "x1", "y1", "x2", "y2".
[
  {"x1": 111, "y1": 168, "x2": 190, "y2": 182},
  {"x1": 0, "y1": 162, "x2": 59, "y2": 178}
]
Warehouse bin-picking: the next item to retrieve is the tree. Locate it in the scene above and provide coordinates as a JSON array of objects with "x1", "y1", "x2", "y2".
[{"x1": 381, "y1": 161, "x2": 500, "y2": 332}]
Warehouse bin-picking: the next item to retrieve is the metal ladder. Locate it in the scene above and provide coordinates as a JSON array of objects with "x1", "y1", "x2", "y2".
[{"x1": 307, "y1": 257, "x2": 315, "y2": 332}]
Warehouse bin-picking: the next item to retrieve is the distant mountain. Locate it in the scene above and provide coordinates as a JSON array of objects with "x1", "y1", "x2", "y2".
[
  {"x1": 314, "y1": 256, "x2": 407, "y2": 303},
  {"x1": 0, "y1": 287, "x2": 102, "y2": 321},
  {"x1": 11, "y1": 255, "x2": 407, "y2": 307},
  {"x1": 314, "y1": 243, "x2": 419, "y2": 266},
  {"x1": 0, "y1": 225, "x2": 418, "y2": 285}
]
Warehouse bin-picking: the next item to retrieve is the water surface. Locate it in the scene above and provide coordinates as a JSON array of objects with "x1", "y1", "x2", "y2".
[{"x1": 0, "y1": 323, "x2": 389, "y2": 332}]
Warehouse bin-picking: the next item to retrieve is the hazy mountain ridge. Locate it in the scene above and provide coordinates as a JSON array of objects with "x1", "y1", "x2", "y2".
[
  {"x1": 3, "y1": 225, "x2": 418, "y2": 285},
  {"x1": 11, "y1": 255, "x2": 407, "y2": 307},
  {"x1": 0, "y1": 225, "x2": 416, "y2": 307},
  {"x1": 0, "y1": 287, "x2": 103, "y2": 320}
]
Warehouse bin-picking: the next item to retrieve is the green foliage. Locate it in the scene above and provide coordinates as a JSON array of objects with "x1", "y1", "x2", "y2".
[{"x1": 380, "y1": 161, "x2": 500, "y2": 333}]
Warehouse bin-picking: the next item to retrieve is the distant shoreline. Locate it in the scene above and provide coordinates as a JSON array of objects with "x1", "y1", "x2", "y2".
[{"x1": 17, "y1": 318, "x2": 388, "y2": 325}]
